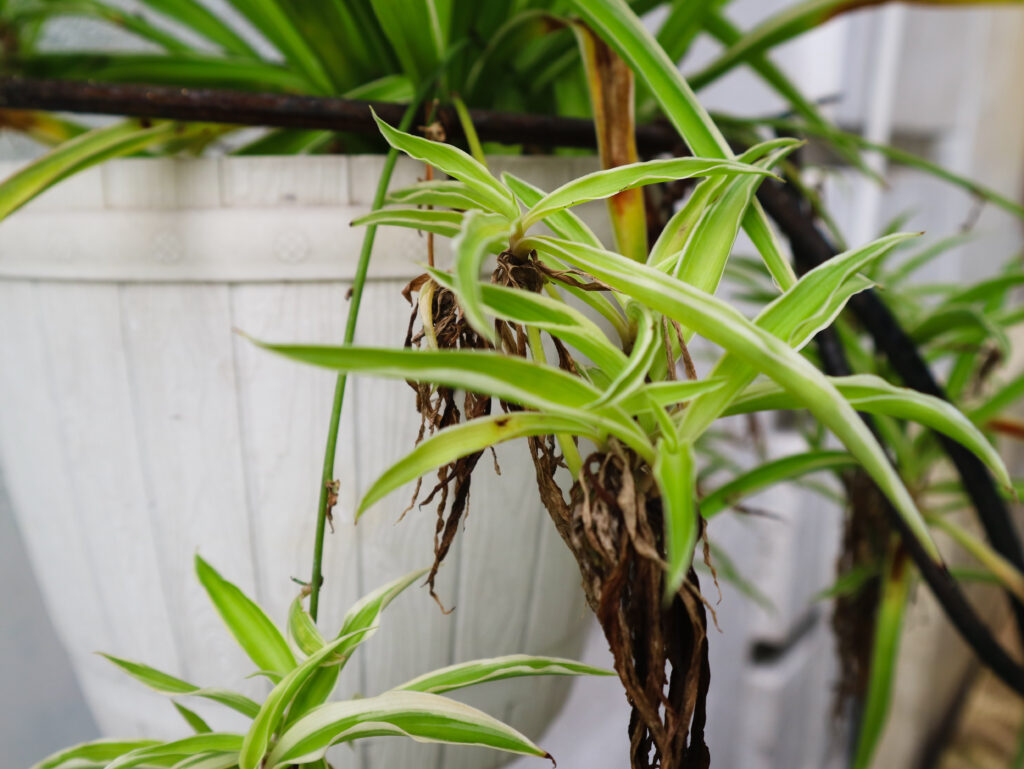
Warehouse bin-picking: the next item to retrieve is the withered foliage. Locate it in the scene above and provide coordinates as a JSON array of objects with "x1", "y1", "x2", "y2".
[{"x1": 401, "y1": 251, "x2": 713, "y2": 768}]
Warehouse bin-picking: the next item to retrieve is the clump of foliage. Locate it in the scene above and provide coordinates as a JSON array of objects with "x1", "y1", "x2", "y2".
[{"x1": 31, "y1": 556, "x2": 610, "y2": 769}]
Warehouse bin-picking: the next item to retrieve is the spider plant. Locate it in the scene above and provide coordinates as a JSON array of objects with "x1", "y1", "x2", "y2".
[
  {"x1": 32, "y1": 556, "x2": 609, "y2": 769},
  {"x1": 237, "y1": 1, "x2": 1020, "y2": 764}
]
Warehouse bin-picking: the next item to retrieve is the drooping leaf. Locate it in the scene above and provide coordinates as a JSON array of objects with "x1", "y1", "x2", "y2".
[
  {"x1": 99, "y1": 653, "x2": 261, "y2": 719},
  {"x1": 453, "y1": 210, "x2": 512, "y2": 342},
  {"x1": 701, "y1": 451, "x2": 857, "y2": 518},
  {"x1": 173, "y1": 702, "x2": 212, "y2": 734},
  {"x1": 350, "y1": 208, "x2": 466, "y2": 238},
  {"x1": 358, "y1": 412, "x2": 604, "y2": 516},
  {"x1": 195, "y1": 555, "x2": 296, "y2": 676},
  {"x1": 29, "y1": 739, "x2": 160, "y2": 769},
  {"x1": 724, "y1": 374, "x2": 1012, "y2": 490},
  {"x1": 105, "y1": 734, "x2": 243, "y2": 769},
  {"x1": 522, "y1": 234, "x2": 941, "y2": 562},
  {"x1": 267, "y1": 691, "x2": 549, "y2": 768},
  {"x1": 395, "y1": 655, "x2": 614, "y2": 694}
]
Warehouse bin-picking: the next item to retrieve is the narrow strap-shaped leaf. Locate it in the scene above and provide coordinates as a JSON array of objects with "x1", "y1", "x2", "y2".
[
  {"x1": 9, "y1": 0, "x2": 194, "y2": 52},
  {"x1": 453, "y1": 210, "x2": 512, "y2": 342},
  {"x1": 99, "y1": 653, "x2": 261, "y2": 719},
  {"x1": 195, "y1": 555, "x2": 296, "y2": 675},
  {"x1": 358, "y1": 412, "x2": 604, "y2": 516},
  {"x1": 239, "y1": 630, "x2": 376, "y2": 769},
  {"x1": 427, "y1": 268, "x2": 626, "y2": 375},
  {"x1": 395, "y1": 655, "x2": 614, "y2": 694},
  {"x1": 523, "y1": 234, "x2": 941, "y2": 563},
  {"x1": 267, "y1": 691, "x2": 549, "y2": 768},
  {"x1": 351, "y1": 208, "x2": 466, "y2": 239},
  {"x1": 701, "y1": 451, "x2": 858, "y2": 518},
  {"x1": 139, "y1": 0, "x2": 259, "y2": 57},
  {"x1": 518, "y1": 156, "x2": 772, "y2": 233},
  {"x1": 173, "y1": 702, "x2": 212, "y2": 734},
  {"x1": 170, "y1": 753, "x2": 239, "y2": 769},
  {"x1": 590, "y1": 304, "x2": 661, "y2": 407},
  {"x1": 288, "y1": 594, "x2": 327, "y2": 656},
  {"x1": 852, "y1": 544, "x2": 912, "y2": 769},
  {"x1": 30, "y1": 739, "x2": 160, "y2": 769},
  {"x1": 367, "y1": 0, "x2": 450, "y2": 85},
  {"x1": 970, "y1": 370, "x2": 1024, "y2": 426},
  {"x1": 930, "y1": 515, "x2": 1024, "y2": 602},
  {"x1": 620, "y1": 379, "x2": 727, "y2": 413},
  {"x1": 502, "y1": 172, "x2": 604, "y2": 249},
  {"x1": 0, "y1": 120, "x2": 178, "y2": 221},
  {"x1": 248, "y1": 342, "x2": 653, "y2": 459},
  {"x1": 654, "y1": 439, "x2": 697, "y2": 596},
  {"x1": 372, "y1": 110, "x2": 518, "y2": 220},
  {"x1": 387, "y1": 180, "x2": 488, "y2": 211},
  {"x1": 724, "y1": 374, "x2": 1012, "y2": 490},
  {"x1": 106, "y1": 734, "x2": 244, "y2": 769},
  {"x1": 678, "y1": 232, "x2": 914, "y2": 442}
]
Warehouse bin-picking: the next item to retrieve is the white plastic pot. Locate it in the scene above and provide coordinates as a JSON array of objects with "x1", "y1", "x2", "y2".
[{"x1": 0, "y1": 154, "x2": 606, "y2": 769}]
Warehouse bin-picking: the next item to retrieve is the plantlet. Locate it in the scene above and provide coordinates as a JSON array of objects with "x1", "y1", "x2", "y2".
[{"x1": 31, "y1": 556, "x2": 610, "y2": 769}]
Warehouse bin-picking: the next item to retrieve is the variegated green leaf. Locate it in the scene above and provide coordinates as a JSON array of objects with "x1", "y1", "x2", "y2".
[
  {"x1": 248, "y1": 342, "x2": 653, "y2": 459},
  {"x1": 522, "y1": 234, "x2": 940, "y2": 562},
  {"x1": 99, "y1": 652, "x2": 260, "y2": 719},
  {"x1": 267, "y1": 691, "x2": 549, "y2": 768},
  {"x1": 239, "y1": 629, "x2": 376, "y2": 769},
  {"x1": 359, "y1": 412, "x2": 604, "y2": 516},
  {"x1": 427, "y1": 268, "x2": 626, "y2": 374},
  {"x1": 372, "y1": 110, "x2": 518, "y2": 220},
  {"x1": 106, "y1": 734, "x2": 243, "y2": 769},
  {"x1": 170, "y1": 753, "x2": 239, "y2": 769},
  {"x1": 654, "y1": 439, "x2": 697, "y2": 596},
  {"x1": 453, "y1": 210, "x2": 512, "y2": 342},
  {"x1": 288, "y1": 594, "x2": 326, "y2": 656},
  {"x1": 590, "y1": 304, "x2": 661, "y2": 407},
  {"x1": 518, "y1": 156, "x2": 772, "y2": 233},
  {"x1": 29, "y1": 739, "x2": 160, "y2": 769},
  {"x1": 387, "y1": 180, "x2": 488, "y2": 211},
  {"x1": 351, "y1": 208, "x2": 466, "y2": 239},
  {"x1": 724, "y1": 374, "x2": 1012, "y2": 490},
  {"x1": 195, "y1": 555, "x2": 296, "y2": 676},
  {"x1": 620, "y1": 378, "x2": 728, "y2": 412},
  {"x1": 502, "y1": 172, "x2": 605, "y2": 250},
  {"x1": 395, "y1": 654, "x2": 614, "y2": 694}
]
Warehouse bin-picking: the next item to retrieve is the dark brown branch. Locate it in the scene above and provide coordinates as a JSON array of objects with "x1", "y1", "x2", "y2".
[{"x1": 0, "y1": 76, "x2": 681, "y2": 152}]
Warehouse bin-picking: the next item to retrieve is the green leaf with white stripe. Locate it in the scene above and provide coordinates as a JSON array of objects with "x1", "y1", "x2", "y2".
[
  {"x1": 453, "y1": 210, "x2": 512, "y2": 342},
  {"x1": 701, "y1": 451, "x2": 857, "y2": 519},
  {"x1": 288, "y1": 595, "x2": 326, "y2": 656},
  {"x1": 359, "y1": 412, "x2": 605, "y2": 516},
  {"x1": 387, "y1": 180, "x2": 489, "y2": 211},
  {"x1": 427, "y1": 268, "x2": 626, "y2": 374},
  {"x1": 654, "y1": 439, "x2": 697, "y2": 596},
  {"x1": 248, "y1": 343, "x2": 652, "y2": 459},
  {"x1": 590, "y1": 304, "x2": 660, "y2": 407},
  {"x1": 195, "y1": 555, "x2": 296, "y2": 676},
  {"x1": 266, "y1": 691, "x2": 549, "y2": 768},
  {"x1": 170, "y1": 753, "x2": 239, "y2": 769},
  {"x1": 723, "y1": 374, "x2": 1012, "y2": 490},
  {"x1": 522, "y1": 234, "x2": 940, "y2": 563},
  {"x1": 30, "y1": 739, "x2": 160, "y2": 769},
  {"x1": 372, "y1": 110, "x2": 518, "y2": 220},
  {"x1": 99, "y1": 653, "x2": 261, "y2": 719},
  {"x1": 677, "y1": 232, "x2": 914, "y2": 441},
  {"x1": 518, "y1": 157, "x2": 772, "y2": 232},
  {"x1": 502, "y1": 173, "x2": 604, "y2": 249},
  {"x1": 351, "y1": 208, "x2": 466, "y2": 239},
  {"x1": 287, "y1": 570, "x2": 429, "y2": 718},
  {"x1": 396, "y1": 655, "x2": 614, "y2": 694},
  {"x1": 106, "y1": 734, "x2": 243, "y2": 769},
  {"x1": 239, "y1": 629, "x2": 376, "y2": 769}
]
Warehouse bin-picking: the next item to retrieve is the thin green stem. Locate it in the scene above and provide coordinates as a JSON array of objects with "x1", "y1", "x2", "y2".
[{"x1": 308, "y1": 99, "x2": 422, "y2": 621}]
